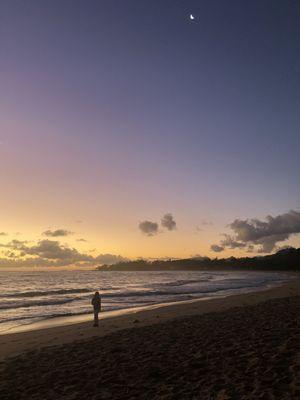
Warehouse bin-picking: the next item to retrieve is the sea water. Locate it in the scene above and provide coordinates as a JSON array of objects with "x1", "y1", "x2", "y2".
[{"x1": 0, "y1": 270, "x2": 289, "y2": 333}]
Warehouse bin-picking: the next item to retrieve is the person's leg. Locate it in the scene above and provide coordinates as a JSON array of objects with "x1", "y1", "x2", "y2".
[{"x1": 93, "y1": 310, "x2": 99, "y2": 326}]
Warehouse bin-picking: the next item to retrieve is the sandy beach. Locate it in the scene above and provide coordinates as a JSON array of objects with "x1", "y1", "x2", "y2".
[{"x1": 0, "y1": 280, "x2": 299, "y2": 399}]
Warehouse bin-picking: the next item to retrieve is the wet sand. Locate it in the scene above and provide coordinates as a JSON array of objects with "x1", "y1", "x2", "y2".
[{"x1": 0, "y1": 280, "x2": 299, "y2": 399}]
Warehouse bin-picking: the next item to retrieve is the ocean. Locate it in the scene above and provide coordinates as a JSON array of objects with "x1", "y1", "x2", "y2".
[{"x1": 0, "y1": 270, "x2": 289, "y2": 334}]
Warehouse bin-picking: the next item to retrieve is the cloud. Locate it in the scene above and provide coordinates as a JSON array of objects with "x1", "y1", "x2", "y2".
[
  {"x1": 3, "y1": 251, "x2": 16, "y2": 258},
  {"x1": 210, "y1": 244, "x2": 224, "y2": 253},
  {"x1": 76, "y1": 238, "x2": 87, "y2": 242},
  {"x1": 0, "y1": 239, "x2": 29, "y2": 250},
  {"x1": 139, "y1": 220, "x2": 159, "y2": 236},
  {"x1": 138, "y1": 213, "x2": 177, "y2": 236},
  {"x1": 195, "y1": 220, "x2": 213, "y2": 233},
  {"x1": 0, "y1": 239, "x2": 128, "y2": 267},
  {"x1": 246, "y1": 245, "x2": 255, "y2": 253},
  {"x1": 42, "y1": 229, "x2": 73, "y2": 237},
  {"x1": 229, "y1": 210, "x2": 300, "y2": 252},
  {"x1": 201, "y1": 220, "x2": 213, "y2": 226},
  {"x1": 22, "y1": 240, "x2": 90, "y2": 261},
  {"x1": 161, "y1": 213, "x2": 177, "y2": 231},
  {"x1": 0, "y1": 257, "x2": 65, "y2": 268},
  {"x1": 212, "y1": 210, "x2": 300, "y2": 253},
  {"x1": 95, "y1": 254, "x2": 129, "y2": 264},
  {"x1": 219, "y1": 234, "x2": 247, "y2": 249},
  {"x1": 0, "y1": 232, "x2": 7, "y2": 236}
]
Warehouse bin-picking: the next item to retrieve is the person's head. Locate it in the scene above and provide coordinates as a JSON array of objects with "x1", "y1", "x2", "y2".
[{"x1": 94, "y1": 291, "x2": 100, "y2": 297}]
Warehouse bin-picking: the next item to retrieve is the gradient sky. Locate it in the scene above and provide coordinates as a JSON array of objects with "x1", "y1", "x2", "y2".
[{"x1": 0, "y1": 0, "x2": 299, "y2": 266}]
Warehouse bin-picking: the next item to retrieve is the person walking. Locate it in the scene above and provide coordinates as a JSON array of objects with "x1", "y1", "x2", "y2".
[{"x1": 91, "y1": 291, "x2": 101, "y2": 327}]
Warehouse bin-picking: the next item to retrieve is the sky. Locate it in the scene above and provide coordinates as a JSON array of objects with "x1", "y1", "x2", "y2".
[{"x1": 0, "y1": 0, "x2": 299, "y2": 268}]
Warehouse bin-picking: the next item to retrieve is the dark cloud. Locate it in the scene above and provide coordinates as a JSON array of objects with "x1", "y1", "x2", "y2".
[
  {"x1": 210, "y1": 244, "x2": 224, "y2": 253},
  {"x1": 139, "y1": 220, "x2": 159, "y2": 236},
  {"x1": 161, "y1": 213, "x2": 177, "y2": 231},
  {"x1": 139, "y1": 213, "x2": 177, "y2": 236},
  {"x1": 42, "y1": 229, "x2": 73, "y2": 237},
  {"x1": 229, "y1": 210, "x2": 300, "y2": 252},
  {"x1": 212, "y1": 210, "x2": 300, "y2": 253},
  {"x1": 255, "y1": 234, "x2": 289, "y2": 253},
  {"x1": 220, "y1": 234, "x2": 247, "y2": 249}
]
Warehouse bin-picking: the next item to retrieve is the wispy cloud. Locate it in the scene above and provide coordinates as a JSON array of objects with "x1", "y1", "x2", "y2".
[
  {"x1": 42, "y1": 229, "x2": 73, "y2": 237},
  {"x1": 201, "y1": 220, "x2": 213, "y2": 226}
]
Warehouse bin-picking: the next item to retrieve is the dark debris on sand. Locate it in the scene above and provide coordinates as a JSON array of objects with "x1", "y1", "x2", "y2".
[{"x1": 0, "y1": 297, "x2": 299, "y2": 400}]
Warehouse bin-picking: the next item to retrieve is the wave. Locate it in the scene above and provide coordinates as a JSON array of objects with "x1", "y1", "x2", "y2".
[
  {"x1": 0, "y1": 279, "x2": 277, "y2": 312},
  {"x1": 0, "y1": 285, "x2": 255, "y2": 311},
  {"x1": 0, "y1": 286, "x2": 120, "y2": 299},
  {"x1": 148, "y1": 278, "x2": 214, "y2": 288},
  {"x1": 0, "y1": 310, "x2": 92, "y2": 324},
  {"x1": 0, "y1": 288, "x2": 93, "y2": 298},
  {"x1": 0, "y1": 297, "x2": 83, "y2": 311},
  {"x1": 101, "y1": 283, "x2": 266, "y2": 299}
]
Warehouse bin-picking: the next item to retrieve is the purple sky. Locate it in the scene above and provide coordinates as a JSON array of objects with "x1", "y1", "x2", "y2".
[{"x1": 0, "y1": 1, "x2": 299, "y2": 266}]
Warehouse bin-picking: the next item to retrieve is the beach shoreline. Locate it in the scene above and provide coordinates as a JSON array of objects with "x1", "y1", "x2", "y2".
[
  {"x1": 0, "y1": 278, "x2": 299, "y2": 362},
  {"x1": 0, "y1": 276, "x2": 291, "y2": 335}
]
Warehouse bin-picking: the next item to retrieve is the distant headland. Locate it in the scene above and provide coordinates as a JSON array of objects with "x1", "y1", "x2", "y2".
[{"x1": 97, "y1": 247, "x2": 300, "y2": 272}]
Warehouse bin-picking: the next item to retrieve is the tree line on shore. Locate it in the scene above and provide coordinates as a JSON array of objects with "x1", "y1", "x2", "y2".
[{"x1": 97, "y1": 247, "x2": 300, "y2": 271}]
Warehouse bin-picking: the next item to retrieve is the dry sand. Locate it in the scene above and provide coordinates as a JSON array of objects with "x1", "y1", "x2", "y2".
[{"x1": 0, "y1": 280, "x2": 299, "y2": 399}]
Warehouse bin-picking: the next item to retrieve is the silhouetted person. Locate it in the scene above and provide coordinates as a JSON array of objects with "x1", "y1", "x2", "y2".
[{"x1": 91, "y1": 291, "x2": 101, "y2": 327}]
